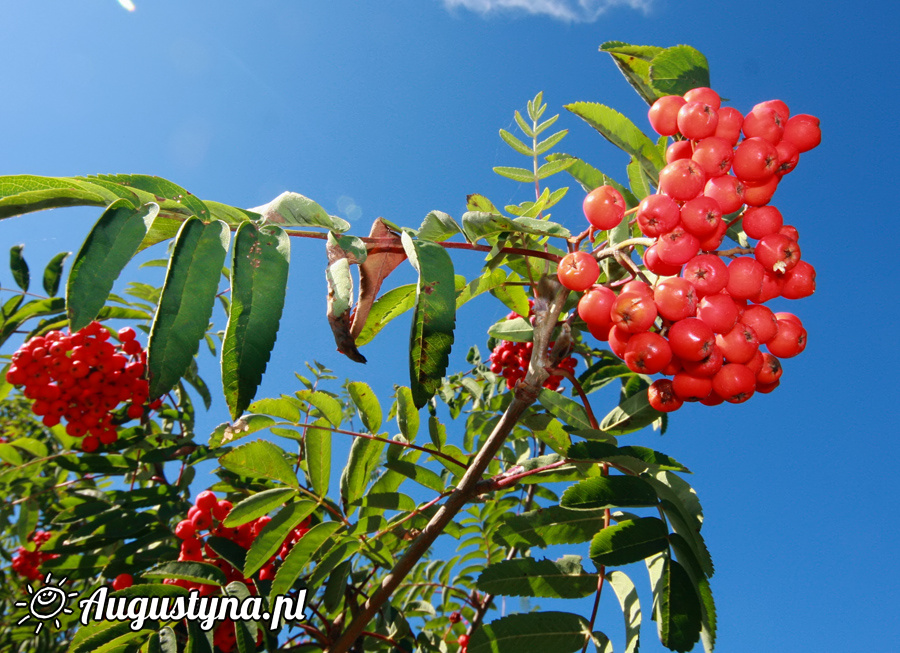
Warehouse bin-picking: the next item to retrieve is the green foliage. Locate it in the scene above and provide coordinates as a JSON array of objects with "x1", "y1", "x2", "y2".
[{"x1": 0, "y1": 39, "x2": 728, "y2": 653}]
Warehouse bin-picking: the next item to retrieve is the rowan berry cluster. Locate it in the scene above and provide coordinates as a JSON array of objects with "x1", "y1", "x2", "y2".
[
  {"x1": 556, "y1": 86, "x2": 819, "y2": 411},
  {"x1": 167, "y1": 490, "x2": 311, "y2": 652},
  {"x1": 489, "y1": 308, "x2": 576, "y2": 390},
  {"x1": 4, "y1": 322, "x2": 159, "y2": 452},
  {"x1": 11, "y1": 530, "x2": 57, "y2": 581}
]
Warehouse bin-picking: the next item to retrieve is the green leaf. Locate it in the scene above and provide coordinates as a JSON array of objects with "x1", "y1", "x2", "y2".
[
  {"x1": 37, "y1": 250, "x2": 77, "y2": 298},
  {"x1": 600, "y1": 388, "x2": 664, "y2": 435},
  {"x1": 340, "y1": 435, "x2": 385, "y2": 507},
  {"x1": 84, "y1": 174, "x2": 212, "y2": 221},
  {"x1": 305, "y1": 417, "x2": 332, "y2": 497},
  {"x1": 493, "y1": 506, "x2": 607, "y2": 549},
  {"x1": 649, "y1": 45, "x2": 711, "y2": 97},
  {"x1": 535, "y1": 129, "x2": 568, "y2": 156},
  {"x1": 209, "y1": 414, "x2": 277, "y2": 448},
  {"x1": 418, "y1": 210, "x2": 462, "y2": 242},
  {"x1": 384, "y1": 459, "x2": 446, "y2": 493},
  {"x1": 223, "y1": 487, "x2": 299, "y2": 527},
  {"x1": 394, "y1": 385, "x2": 419, "y2": 442},
  {"x1": 221, "y1": 222, "x2": 290, "y2": 419},
  {"x1": 469, "y1": 612, "x2": 592, "y2": 653},
  {"x1": 143, "y1": 561, "x2": 227, "y2": 586},
  {"x1": 249, "y1": 191, "x2": 350, "y2": 232},
  {"x1": 493, "y1": 166, "x2": 535, "y2": 183},
  {"x1": 538, "y1": 388, "x2": 593, "y2": 432},
  {"x1": 546, "y1": 153, "x2": 638, "y2": 207},
  {"x1": 476, "y1": 555, "x2": 599, "y2": 599},
  {"x1": 566, "y1": 441, "x2": 690, "y2": 473},
  {"x1": 560, "y1": 475, "x2": 658, "y2": 510},
  {"x1": 243, "y1": 500, "x2": 318, "y2": 577},
  {"x1": 9, "y1": 245, "x2": 29, "y2": 291},
  {"x1": 66, "y1": 199, "x2": 158, "y2": 330},
  {"x1": 148, "y1": 218, "x2": 229, "y2": 399},
  {"x1": 401, "y1": 234, "x2": 456, "y2": 408},
  {"x1": 536, "y1": 157, "x2": 576, "y2": 180},
  {"x1": 353, "y1": 284, "x2": 416, "y2": 347},
  {"x1": 600, "y1": 41, "x2": 666, "y2": 105},
  {"x1": 512, "y1": 217, "x2": 571, "y2": 239},
  {"x1": 589, "y1": 517, "x2": 669, "y2": 566},
  {"x1": 656, "y1": 558, "x2": 702, "y2": 652},
  {"x1": 499, "y1": 129, "x2": 534, "y2": 157},
  {"x1": 248, "y1": 396, "x2": 302, "y2": 422},
  {"x1": 219, "y1": 439, "x2": 299, "y2": 488},
  {"x1": 295, "y1": 389, "x2": 344, "y2": 428},
  {"x1": 514, "y1": 110, "x2": 534, "y2": 138},
  {"x1": 269, "y1": 521, "x2": 344, "y2": 600},
  {"x1": 347, "y1": 381, "x2": 382, "y2": 433},
  {"x1": 564, "y1": 102, "x2": 664, "y2": 184},
  {"x1": 487, "y1": 316, "x2": 533, "y2": 343},
  {"x1": 0, "y1": 175, "x2": 112, "y2": 220},
  {"x1": 461, "y1": 211, "x2": 516, "y2": 244},
  {"x1": 627, "y1": 157, "x2": 653, "y2": 200},
  {"x1": 606, "y1": 569, "x2": 642, "y2": 653}
]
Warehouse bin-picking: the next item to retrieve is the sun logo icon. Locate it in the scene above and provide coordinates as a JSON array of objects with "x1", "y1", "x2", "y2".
[{"x1": 15, "y1": 572, "x2": 79, "y2": 634}]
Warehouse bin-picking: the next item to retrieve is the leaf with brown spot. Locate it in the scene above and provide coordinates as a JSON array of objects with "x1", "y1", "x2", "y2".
[
  {"x1": 350, "y1": 218, "x2": 407, "y2": 339},
  {"x1": 326, "y1": 234, "x2": 366, "y2": 363}
]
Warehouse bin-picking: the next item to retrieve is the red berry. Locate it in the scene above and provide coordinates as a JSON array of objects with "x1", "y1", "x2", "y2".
[
  {"x1": 676, "y1": 101, "x2": 718, "y2": 140},
  {"x1": 648, "y1": 379, "x2": 683, "y2": 412},
  {"x1": 782, "y1": 114, "x2": 821, "y2": 152},
  {"x1": 577, "y1": 286, "x2": 616, "y2": 331},
  {"x1": 712, "y1": 364, "x2": 756, "y2": 403},
  {"x1": 733, "y1": 137, "x2": 779, "y2": 183},
  {"x1": 624, "y1": 332, "x2": 672, "y2": 374},
  {"x1": 637, "y1": 194, "x2": 680, "y2": 237},
  {"x1": 667, "y1": 318, "x2": 715, "y2": 362},
  {"x1": 714, "y1": 106, "x2": 744, "y2": 145},
  {"x1": 610, "y1": 293, "x2": 658, "y2": 334},
  {"x1": 703, "y1": 175, "x2": 745, "y2": 214},
  {"x1": 680, "y1": 196, "x2": 722, "y2": 239},
  {"x1": 648, "y1": 95, "x2": 686, "y2": 136},
  {"x1": 653, "y1": 277, "x2": 698, "y2": 322},
  {"x1": 725, "y1": 257, "x2": 765, "y2": 301},
  {"x1": 741, "y1": 206, "x2": 783, "y2": 240},
  {"x1": 557, "y1": 251, "x2": 599, "y2": 292},
  {"x1": 780, "y1": 261, "x2": 816, "y2": 299},
  {"x1": 583, "y1": 186, "x2": 626, "y2": 230},
  {"x1": 112, "y1": 573, "x2": 133, "y2": 590},
  {"x1": 658, "y1": 160, "x2": 706, "y2": 202},
  {"x1": 691, "y1": 137, "x2": 733, "y2": 178},
  {"x1": 682, "y1": 255, "x2": 729, "y2": 297}
]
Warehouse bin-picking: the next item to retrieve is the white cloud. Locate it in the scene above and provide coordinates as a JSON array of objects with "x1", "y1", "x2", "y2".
[{"x1": 442, "y1": 0, "x2": 653, "y2": 22}]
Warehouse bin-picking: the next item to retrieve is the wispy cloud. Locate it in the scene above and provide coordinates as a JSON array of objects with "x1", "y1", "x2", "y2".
[{"x1": 442, "y1": 0, "x2": 653, "y2": 22}]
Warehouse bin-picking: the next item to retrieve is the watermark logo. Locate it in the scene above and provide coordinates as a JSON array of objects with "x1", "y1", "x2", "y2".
[{"x1": 15, "y1": 572, "x2": 79, "y2": 634}]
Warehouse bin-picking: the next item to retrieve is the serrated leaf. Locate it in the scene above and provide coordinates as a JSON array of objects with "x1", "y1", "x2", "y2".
[
  {"x1": 649, "y1": 45, "x2": 711, "y2": 97},
  {"x1": 269, "y1": 521, "x2": 344, "y2": 600},
  {"x1": 0, "y1": 175, "x2": 112, "y2": 220},
  {"x1": 9, "y1": 244, "x2": 29, "y2": 291},
  {"x1": 347, "y1": 381, "x2": 382, "y2": 433},
  {"x1": 546, "y1": 153, "x2": 639, "y2": 208},
  {"x1": 511, "y1": 217, "x2": 571, "y2": 238},
  {"x1": 209, "y1": 414, "x2": 277, "y2": 448},
  {"x1": 249, "y1": 191, "x2": 350, "y2": 232},
  {"x1": 221, "y1": 222, "x2": 289, "y2": 419},
  {"x1": 494, "y1": 506, "x2": 607, "y2": 549},
  {"x1": 589, "y1": 517, "x2": 668, "y2": 566},
  {"x1": 384, "y1": 459, "x2": 445, "y2": 493},
  {"x1": 499, "y1": 129, "x2": 534, "y2": 156},
  {"x1": 536, "y1": 157, "x2": 576, "y2": 180},
  {"x1": 600, "y1": 388, "x2": 664, "y2": 435},
  {"x1": 538, "y1": 387, "x2": 593, "y2": 432},
  {"x1": 462, "y1": 211, "x2": 516, "y2": 244},
  {"x1": 243, "y1": 500, "x2": 317, "y2": 577},
  {"x1": 493, "y1": 166, "x2": 535, "y2": 183},
  {"x1": 305, "y1": 417, "x2": 332, "y2": 496},
  {"x1": 487, "y1": 316, "x2": 533, "y2": 343},
  {"x1": 340, "y1": 435, "x2": 385, "y2": 507},
  {"x1": 219, "y1": 439, "x2": 299, "y2": 488},
  {"x1": 354, "y1": 284, "x2": 416, "y2": 347},
  {"x1": 627, "y1": 157, "x2": 653, "y2": 200},
  {"x1": 401, "y1": 234, "x2": 456, "y2": 408},
  {"x1": 606, "y1": 569, "x2": 642, "y2": 653},
  {"x1": 469, "y1": 612, "x2": 592, "y2": 653},
  {"x1": 148, "y1": 218, "x2": 229, "y2": 399},
  {"x1": 476, "y1": 555, "x2": 599, "y2": 599},
  {"x1": 560, "y1": 475, "x2": 658, "y2": 510},
  {"x1": 143, "y1": 561, "x2": 227, "y2": 586},
  {"x1": 85, "y1": 174, "x2": 212, "y2": 221},
  {"x1": 467, "y1": 194, "x2": 501, "y2": 214},
  {"x1": 656, "y1": 558, "x2": 702, "y2": 652},
  {"x1": 295, "y1": 389, "x2": 343, "y2": 428},
  {"x1": 67, "y1": 199, "x2": 159, "y2": 330},
  {"x1": 535, "y1": 129, "x2": 568, "y2": 155},
  {"x1": 223, "y1": 487, "x2": 299, "y2": 527},
  {"x1": 394, "y1": 385, "x2": 419, "y2": 442},
  {"x1": 601, "y1": 41, "x2": 666, "y2": 105},
  {"x1": 418, "y1": 210, "x2": 462, "y2": 242},
  {"x1": 564, "y1": 103, "x2": 664, "y2": 184}
]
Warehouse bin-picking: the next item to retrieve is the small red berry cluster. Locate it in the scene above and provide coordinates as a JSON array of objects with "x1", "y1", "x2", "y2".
[
  {"x1": 4, "y1": 322, "x2": 159, "y2": 452},
  {"x1": 489, "y1": 307, "x2": 576, "y2": 390},
  {"x1": 170, "y1": 491, "x2": 311, "y2": 590},
  {"x1": 11, "y1": 530, "x2": 57, "y2": 581},
  {"x1": 555, "y1": 87, "x2": 819, "y2": 411},
  {"x1": 169, "y1": 491, "x2": 311, "y2": 652}
]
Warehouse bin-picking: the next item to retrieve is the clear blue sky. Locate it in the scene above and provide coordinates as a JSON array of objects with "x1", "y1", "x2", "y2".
[{"x1": 2, "y1": 1, "x2": 898, "y2": 651}]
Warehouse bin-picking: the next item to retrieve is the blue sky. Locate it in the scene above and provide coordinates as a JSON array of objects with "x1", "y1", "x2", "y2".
[{"x1": 2, "y1": 1, "x2": 899, "y2": 651}]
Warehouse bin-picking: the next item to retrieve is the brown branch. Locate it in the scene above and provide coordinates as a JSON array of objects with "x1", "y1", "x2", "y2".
[{"x1": 324, "y1": 278, "x2": 572, "y2": 653}]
